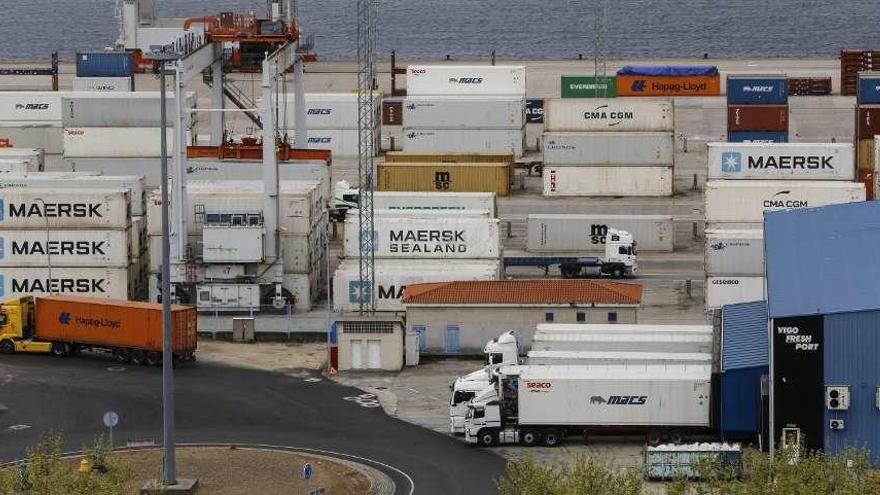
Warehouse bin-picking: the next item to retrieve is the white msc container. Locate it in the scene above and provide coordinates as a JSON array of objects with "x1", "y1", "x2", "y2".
[
  {"x1": 0, "y1": 266, "x2": 129, "y2": 299},
  {"x1": 526, "y1": 350, "x2": 712, "y2": 366},
  {"x1": 705, "y1": 229, "x2": 764, "y2": 276},
  {"x1": 543, "y1": 131, "x2": 674, "y2": 166},
  {"x1": 545, "y1": 98, "x2": 674, "y2": 132},
  {"x1": 278, "y1": 93, "x2": 381, "y2": 130},
  {"x1": 704, "y1": 180, "x2": 866, "y2": 223},
  {"x1": 402, "y1": 128, "x2": 525, "y2": 156},
  {"x1": 0, "y1": 123, "x2": 63, "y2": 154},
  {"x1": 707, "y1": 143, "x2": 855, "y2": 180},
  {"x1": 332, "y1": 258, "x2": 500, "y2": 312},
  {"x1": 402, "y1": 96, "x2": 525, "y2": 129},
  {"x1": 406, "y1": 65, "x2": 526, "y2": 96},
  {"x1": 63, "y1": 157, "x2": 162, "y2": 187},
  {"x1": 0, "y1": 188, "x2": 129, "y2": 229},
  {"x1": 543, "y1": 166, "x2": 674, "y2": 197},
  {"x1": 71, "y1": 77, "x2": 133, "y2": 92},
  {"x1": 63, "y1": 127, "x2": 176, "y2": 158},
  {"x1": 62, "y1": 91, "x2": 195, "y2": 127},
  {"x1": 705, "y1": 276, "x2": 765, "y2": 309},
  {"x1": 530, "y1": 332, "x2": 713, "y2": 354},
  {"x1": 343, "y1": 214, "x2": 501, "y2": 259},
  {"x1": 288, "y1": 129, "x2": 363, "y2": 158},
  {"x1": 0, "y1": 229, "x2": 129, "y2": 267},
  {"x1": 373, "y1": 191, "x2": 497, "y2": 216},
  {"x1": 527, "y1": 214, "x2": 673, "y2": 253},
  {"x1": 0, "y1": 92, "x2": 63, "y2": 122},
  {"x1": 0, "y1": 148, "x2": 44, "y2": 169},
  {"x1": 0, "y1": 175, "x2": 147, "y2": 216}
]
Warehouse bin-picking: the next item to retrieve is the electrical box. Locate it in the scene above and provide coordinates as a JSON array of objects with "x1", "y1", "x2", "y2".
[
  {"x1": 829, "y1": 419, "x2": 845, "y2": 431},
  {"x1": 202, "y1": 226, "x2": 264, "y2": 263},
  {"x1": 826, "y1": 386, "x2": 851, "y2": 410},
  {"x1": 196, "y1": 283, "x2": 260, "y2": 312}
]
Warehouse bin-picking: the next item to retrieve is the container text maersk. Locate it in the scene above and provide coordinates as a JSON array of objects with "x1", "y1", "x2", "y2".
[
  {"x1": 11, "y1": 240, "x2": 106, "y2": 256},
  {"x1": 12, "y1": 278, "x2": 108, "y2": 294},
  {"x1": 5, "y1": 202, "x2": 102, "y2": 218},
  {"x1": 389, "y1": 229, "x2": 468, "y2": 253}
]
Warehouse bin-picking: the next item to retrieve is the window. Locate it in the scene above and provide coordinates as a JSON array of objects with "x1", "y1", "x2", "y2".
[
  {"x1": 608, "y1": 312, "x2": 618, "y2": 323},
  {"x1": 344, "y1": 321, "x2": 395, "y2": 334},
  {"x1": 545, "y1": 312, "x2": 554, "y2": 322},
  {"x1": 576, "y1": 312, "x2": 586, "y2": 323},
  {"x1": 619, "y1": 246, "x2": 628, "y2": 255},
  {"x1": 199, "y1": 290, "x2": 210, "y2": 303},
  {"x1": 473, "y1": 408, "x2": 485, "y2": 419}
]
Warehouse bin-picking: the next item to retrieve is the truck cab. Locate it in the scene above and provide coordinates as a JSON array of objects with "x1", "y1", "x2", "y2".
[
  {"x1": 0, "y1": 296, "x2": 50, "y2": 354},
  {"x1": 604, "y1": 229, "x2": 638, "y2": 275}
]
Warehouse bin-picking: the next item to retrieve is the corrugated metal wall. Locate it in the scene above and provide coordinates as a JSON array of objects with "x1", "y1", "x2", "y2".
[
  {"x1": 722, "y1": 300, "x2": 768, "y2": 370},
  {"x1": 824, "y1": 310, "x2": 880, "y2": 464},
  {"x1": 721, "y1": 366, "x2": 767, "y2": 439}
]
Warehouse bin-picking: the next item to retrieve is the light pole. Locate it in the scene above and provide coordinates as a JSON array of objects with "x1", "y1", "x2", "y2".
[
  {"x1": 33, "y1": 198, "x2": 51, "y2": 293},
  {"x1": 325, "y1": 205, "x2": 332, "y2": 371}
]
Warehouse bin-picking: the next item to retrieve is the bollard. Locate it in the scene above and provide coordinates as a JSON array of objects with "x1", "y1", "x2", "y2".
[
  {"x1": 693, "y1": 173, "x2": 698, "y2": 191},
  {"x1": 507, "y1": 221, "x2": 513, "y2": 239}
]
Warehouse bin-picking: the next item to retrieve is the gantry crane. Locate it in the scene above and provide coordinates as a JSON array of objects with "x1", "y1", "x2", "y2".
[{"x1": 356, "y1": 0, "x2": 378, "y2": 314}]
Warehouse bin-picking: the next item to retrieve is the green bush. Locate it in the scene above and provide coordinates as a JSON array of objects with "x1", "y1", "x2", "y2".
[{"x1": 495, "y1": 455, "x2": 644, "y2": 495}]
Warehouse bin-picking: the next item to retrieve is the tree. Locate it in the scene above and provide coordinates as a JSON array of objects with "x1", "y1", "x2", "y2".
[{"x1": 495, "y1": 455, "x2": 644, "y2": 495}]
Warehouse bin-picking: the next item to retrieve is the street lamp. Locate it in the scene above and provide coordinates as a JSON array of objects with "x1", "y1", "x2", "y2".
[{"x1": 33, "y1": 198, "x2": 51, "y2": 294}]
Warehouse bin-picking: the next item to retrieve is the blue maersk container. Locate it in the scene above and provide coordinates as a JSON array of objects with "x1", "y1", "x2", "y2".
[
  {"x1": 727, "y1": 76, "x2": 788, "y2": 105},
  {"x1": 76, "y1": 51, "x2": 134, "y2": 77},
  {"x1": 857, "y1": 74, "x2": 880, "y2": 104},
  {"x1": 720, "y1": 300, "x2": 768, "y2": 438},
  {"x1": 728, "y1": 131, "x2": 788, "y2": 143}
]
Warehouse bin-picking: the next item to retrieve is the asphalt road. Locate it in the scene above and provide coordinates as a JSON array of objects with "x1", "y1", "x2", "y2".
[{"x1": 0, "y1": 354, "x2": 506, "y2": 494}]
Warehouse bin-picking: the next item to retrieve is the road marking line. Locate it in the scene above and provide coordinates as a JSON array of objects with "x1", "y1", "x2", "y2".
[{"x1": 7, "y1": 424, "x2": 30, "y2": 431}]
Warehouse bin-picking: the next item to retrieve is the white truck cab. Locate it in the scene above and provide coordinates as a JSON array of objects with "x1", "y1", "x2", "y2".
[{"x1": 604, "y1": 228, "x2": 638, "y2": 275}]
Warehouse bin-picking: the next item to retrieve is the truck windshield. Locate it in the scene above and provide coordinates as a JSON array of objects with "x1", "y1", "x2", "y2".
[
  {"x1": 452, "y1": 390, "x2": 476, "y2": 406},
  {"x1": 485, "y1": 352, "x2": 504, "y2": 365}
]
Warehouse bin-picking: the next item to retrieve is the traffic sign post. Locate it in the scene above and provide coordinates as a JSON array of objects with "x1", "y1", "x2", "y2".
[
  {"x1": 102, "y1": 411, "x2": 119, "y2": 450},
  {"x1": 302, "y1": 463, "x2": 312, "y2": 482}
]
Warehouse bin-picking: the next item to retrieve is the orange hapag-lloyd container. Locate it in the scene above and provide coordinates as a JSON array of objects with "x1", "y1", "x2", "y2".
[
  {"x1": 617, "y1": 75, "x2": 721, "y2": 96},
  {"x1": 34, "y1": 295, "x2": 197, "y2": 359}
]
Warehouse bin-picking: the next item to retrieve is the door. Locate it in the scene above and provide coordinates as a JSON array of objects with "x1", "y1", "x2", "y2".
[
  {"x1": 445, "y1": 325, "x2": 460, "y2": 354},
  {"x1": 350, "y1": 339, "x2": 363, "y2": 369},
  {"x1": 367, "y1": 340, "x2": 381, "y2": 369},
  {"x1": 412, "y1": 325, "x2": 427, "y2": 352}
]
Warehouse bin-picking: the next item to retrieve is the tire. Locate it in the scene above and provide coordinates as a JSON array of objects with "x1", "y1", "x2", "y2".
[
  {"x1": 113, "y1": 348, "x2": 130, "y2": 363},
  {"x1": 51, "y1": 343, "x2": 68, "y2": 357},
  {"x1": 561, "y1": 265, "x2": 579, "y2": 279},
  {"x1": 145, "y1": 351, "x2": 161, "y2": 367},
  {"x1": 0, "y1": 339, "x2": 14, "y2": 355},
  {"x1": 478, "y1": 430, "x2": 496, "y2": 448},
  {"x1": 130, "y1": 350, "x2": 145, "y2": 366},
  {"x1": 520, "y1": 430, "x2": 538, "y2": 447},
  {"x1": 669, "y1": 432, "x2": 684, "y2": 445},
  {"x1": 612, "y1": 267, "x2": 624, "y2": 279},
  {"x1": 542, "y1": 430, "x2": 561, "y2": 447},
  {"x1": 646, "y1": 430, "x2": 662, "y2": 446}
]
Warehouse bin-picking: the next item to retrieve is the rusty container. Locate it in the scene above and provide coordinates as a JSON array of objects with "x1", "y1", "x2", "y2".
[{"x1": 727, "y1": 105, "x2": 789, "y2": 132}]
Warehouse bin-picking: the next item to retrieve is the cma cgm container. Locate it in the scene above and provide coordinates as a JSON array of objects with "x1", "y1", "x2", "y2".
[
  {"x1": 0, "y1": 92, "x2": 62, "y2": 121},
  {"x1": 0, "y1": 229, "x2": 130, "y2": 267},
  {"x1": 727, "y1": 131, "x2": 788, "y2": 143},
  {"x1": 707, "y1": 143, "x2": 855, "y2": 180},
  {"x1": 402, "y1": 128, "x2": 525, "y2": 156},
  {"x1": 705, "y1": 229, "x2": 764, "y2": 276},
  {"x1": 706, "y1": 277, "x2": 764, "y2": 309},
  {"x1": 526, "y1": 214, "x2": 673, "y2": 253},
  {"x1": 704, "y1": 181, "x2": 865, "y2": 223},
  {"x1": 0, "y1": 188, "x2": 130, "y2": 229},
  {"x1": 543, "y1": 132, "x2": 674, "y2": 166},
  {"x1": 63, "y1": 127, "x2": 176, "y2": 158},
  {"x1": 727, "y1": 105, "x2": 788, "y2": 132},
  {"x1": 344, "y1": 214, "x2": 501, "y2": 259},
  {"x1": 76, "y1": 51, "x2": 134, "y2": 77},
  {"x1": 402, "y1": 96, "x2": 525, "y2": 129},
  {"x1": 543, "y1": 166, "x2": 674, "y2": 197},
  {"x1": 373, "y1": 192, "x2": 497, "y2": 216},
  {"x1": 726, "y1": 76, "x2": 788, "y2": 105},
  {"x1": 406, "y1": 65, "x2": 526, "y2": 96},
  {"x1": 71, "y1": 77, "x2": 133, "y2": 92},
  {"x1": 62, "y1": 92, "x2": 195, "y2": 127},
  {"x1": 0, "y1": 175, "x2": 147, "y2": 216},
  {"x1": 332, "y1": 258, "x2": 501, "y2": 312},
  {"x1": 544, "y1": 98, "x2": 673, "y2": 132},
  {"x1": 0, "y1": 267, "x2": 130, "y2": 299},
  {"x1": 378, "y1": 162, "x2": 511, "y2": 195}
]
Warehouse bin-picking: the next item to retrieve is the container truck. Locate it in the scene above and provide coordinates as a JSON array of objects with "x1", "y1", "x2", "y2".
[
  {"x1": 0, "y1": 295, "x2": 197, "y2": 365},
  {"x1": 464, "y1": 364, "x2": 713, "y2": 447},
  {"x1": 504, "y1": 229, "x2": 637, "y2": 278}
]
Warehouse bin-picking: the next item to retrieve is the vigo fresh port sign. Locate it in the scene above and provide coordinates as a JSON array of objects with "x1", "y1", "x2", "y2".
[{"x1": 708, "y1": 143, "x2": 855, "y2": 180}]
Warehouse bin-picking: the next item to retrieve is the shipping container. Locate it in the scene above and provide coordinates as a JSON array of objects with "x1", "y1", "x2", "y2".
[
  {"x1": 856, "y1": 105, "x2": 880, "y2": 140},
  {"x1": 406, "y1": 65, "x2": 526, "y2": 96},
  {"x1": 526, "y1": 350, "x2": 712, "y2": 366},
  {"x1": 0, "y1": 92, "x2": 62, "y2": 122},
  {"x1": 377, "y1": 162, "x2": 510, "y2": 195},
  {"x1": 544, "y1": 98, "x2": 673, "y2": 132},
  {"x1": 380, "y1": 125, "x2": 403, "y2": 152},
  {"x1": 0, "y1": 175, "x2": 147, "y2": 216},
  {"x1": 543, "y1": 166, "x2": 674, "y2": 197},
  {"x1": 71, "y1": 77, "x2": 133, "y2": 92},
  {"x1": 726, "y1": 76, "x2": 788, "y2": 105},
  {"x1": 63, "y1": 127, "x2": 176, "y2": 158},
  {"x1": 858, "y1": 139, "x2": 874, "y2": 171},
  {"x1": 530, "y1": 332, "x2": 713, "y2": 354},
  {"x1": 707, "y1": 143, "x2": 855, "y2": 180},
  {"x1": 287, "y1": 128, "x2": 365, "y2": 158},
  {"x1": 373, "y1": 191, "x2": 497, "y2": 216},
  {"x1": 281, "y1": 230, "x2": 324, "y2": 274},
  {"x1": 787, "y1": 77, "x2": 832, "y2": 96},
  {"x1": 385, "y1": 152, "x2": 513, "y2": 163},
  {"x1": 543, "y1": 132, "x2": 674, "y2": 166},
  {"x1": 343, "y1": 214, "x2": 501, "y2": 259},
  {"x1": 282, "y1": 272, "x2": 313, "y2": 311},
  {"x1": 332, "y1": 258, "x2": 501, "y2": 312},
  {"x1": 536, "y1": 323, "x2": 713, "y2": 335},
  {"x1": 704, "y1": 181, "x2": 865, "y2": 223},
  {"x1": 727, "y1": 105, "x2": 788, "y2": 132},
  {"x1": 705, "y1": 229, "x2": 764, "y2": 276},
  {"x1": 0, "y1": 188, "x2": 130, "y2": 229},
  {"x1": 278, "y1": 93, "x2": 381, "y2": 130},
  {"x1": 526, "y1": 214, "x2": 673, "y2": 253},
  {"x1": 402, "y1": 128, "x2": 525, "y2": 156},
  {"x1": 727, "y1": 131, "x2": 788, "y2": 143},
  {"x1": 857, "y1": 72, "x2": 880, "y2": 104},
  {"x1": 616, "y1": 75, "x2": 720, "y2": 97},
  {"x1": 184, "y1": 159, "x2": 330, "y2": 193},
  {"x1": 0, "y1": 267, "x2": 130, "y2": 299},
  {"x1": 402, "y1": 96, "x2": 525, "y2": 129},
  {"x1": 0, "y1": 160, "x2": 31, "y2": 175},
  {"x1": 76, "y1": 52, "x2": 134, "y2": 77},
  {"x1": 63, "y1": 157, "x2": 161, "y2": 187},
  {"x1": 382, "y1": 100, "x2": 403, "y2": 125},
  {"x1": 0, "y1": 148, "x2": 44, "y2": 169},
  {"x1": 706, "y1": 277, "x2": 765, "y2": 309},
  {"x1": 560, "y1": 75, "x2": 617, "y2": 98},
  {"x1": 840, "y1": 50, "x2": 880, "y2": 96},
  {"x1": 0, "y1": 124, "x2": 62, "y2": 154},
  {"x1": 0, "y1": 229, "x2": 129, "y2": 267},
  {"x1": 62, "y1": 92, "x2": 195, "y2": 127},
  {"x1": 130, "y1": 216, "x2": 145, "y2": 258}
]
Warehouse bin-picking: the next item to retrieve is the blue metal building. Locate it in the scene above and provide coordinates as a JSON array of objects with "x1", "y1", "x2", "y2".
[{"x1": 720, "y1": 300, "x2": 768, "y2": 440}]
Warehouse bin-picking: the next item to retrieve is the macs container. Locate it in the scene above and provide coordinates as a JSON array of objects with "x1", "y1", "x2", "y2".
[
  {"x1": 406, "y1": 65, "x2": 526, "y2": 96},
  {"x1": 526, "y1": 214, "x2": 673, "y2": 253},
  {"x1": 0, "y1": 92, "x2": 62, "y2": 122}
]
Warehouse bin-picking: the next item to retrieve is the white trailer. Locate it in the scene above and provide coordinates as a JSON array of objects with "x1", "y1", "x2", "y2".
[
  {"x1": 527, "y1": 214, "x2": 673, "y2": 253},
  {"x1": 526, "y1": 350, "x2": 712, "y2": 366},
  {"x1": 464, "y1": 364, "x2": 712, "y2": 447},
  {"x1": 530, "y1": 332, "x2": 713, "y2": 354},
  {"x1": 534, "y1": 323, "x2": 713, "y2": 335}
]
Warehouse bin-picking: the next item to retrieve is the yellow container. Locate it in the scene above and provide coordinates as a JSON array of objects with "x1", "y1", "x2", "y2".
[
  {"x1": 858, "y1": 139, "x2": 875, "y2": 172},
  {"x1": 378, "y1": 162, "x2": 511, "y2": 196},
  {"x1": 384, "y1": 152, "x2": 514, "y2": 164}
]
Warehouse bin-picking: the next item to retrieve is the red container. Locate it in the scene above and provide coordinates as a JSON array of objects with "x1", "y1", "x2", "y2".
[
  {"x1": 788, "y1": 77, "x2": 832, "y2": 96},
  {"x1": 382, "y1": 101, "x2": 402, "y2": 126},
  {"x1": 856, "y1": 106, "x2": 880, "y2": 140},
  {"x1": 727, "y1": 105, "x2": 789, "y2": 132},
  {"x1": 859, "y1": 170, "x2": 875, "y2": 200}
]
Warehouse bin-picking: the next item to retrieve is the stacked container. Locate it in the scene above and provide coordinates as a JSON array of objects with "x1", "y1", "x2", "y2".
[
  {"x1": 0, "y1": 92, "x2": 64, "y2": 154},
  {"x1": 726, "y1": 75, "x2": 789, "y2": 143},
  {"x1": 402, "y1": 66, "x2": 526, "y2": 157},
  {"x1": 840, "y1": 50, "x2": 880, "y2": 96},
  {"x1": 378, "y1": 152, "x2": 513, "y2": 196},
  {"x1": 279, "y1": 93, "x2": 381, "y2": 158},
  {"x1": 704, "y1": 142, "x2": 863, "y2": 309},
  {"x1": 526, "y1": 214, "x2": 673, "y2": 253},
  {"x1": 541, "y1": 98, "x2": 674, "y2": 196},
  {"x1": 855, "y1": 72, "x2": 880, "y2": 198}
]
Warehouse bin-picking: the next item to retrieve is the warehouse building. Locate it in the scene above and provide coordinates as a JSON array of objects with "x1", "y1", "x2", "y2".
[{"x1": 401, "y1": 279, "x2": 642, "y2": 355}]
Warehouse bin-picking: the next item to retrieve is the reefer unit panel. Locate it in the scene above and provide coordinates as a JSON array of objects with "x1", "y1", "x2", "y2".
[
  {"x1": 543, "y1": 166, "x2": 674, "y2": 197},
  {"x1": 406, "y1": 65, "x2": 526, "y2": 96},
  {"x1": 343, "y1": 215, "x2": 501, "y2": 259},
  {"x1": 0, "y1": 229, "x2": 129, "y2": 267},
  {"x1": 705, "y1": 181, "x2": 865, "y2": 223},
  {"x1": 706, "y1": 277, "x2": 765, "y2": 309},
  {"x1": 543, "y1": 132, "x2": 674, "y2": 166},
  {"x1": 544, "y1": 98, "x2": 673, "y2": 132},
  {"x1": 705, "y1": 229, "x2": 764, "y2": 276},
  {"x1": 527, "y1": 214, "x2": 673, "y2": 253},
  {"x1": 708, "y1": 143, "x2": 854, "y2": 180},
  {"x1": 403, "y1": 96, "x2": 525, "y2": 129},
  {"x1": 402, "y1": 128, "x2": 525, "y2": 156}
]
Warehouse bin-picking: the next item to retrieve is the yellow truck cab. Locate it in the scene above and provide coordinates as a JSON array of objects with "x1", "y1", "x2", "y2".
[{"x1": 0, "y1": 296, "x2": 51, "y2": 354}]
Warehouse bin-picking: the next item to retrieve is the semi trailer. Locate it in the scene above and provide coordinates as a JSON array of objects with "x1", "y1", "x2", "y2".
[
  {"x1": 0, "y1": 295, "x2": 197, "y2": 365},
  {"x1": 464, "y1": 364, "x2": 713, "y2": 447},
  {"x1": 530, "y1": 332, "x2": 713, "y2": 354},
  {"x1": 503, "y1": 229, "x2": 637, "y2": 278}
]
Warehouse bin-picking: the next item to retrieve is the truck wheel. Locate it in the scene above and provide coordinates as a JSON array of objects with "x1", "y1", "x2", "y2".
[
  {"x1": 0, "y1": 339, "x2": 14, "y2": 354},
  {"x1": 478, "y1": 430, "x2": 496, "y2": 447},
  {"x1": 542, "y1": 430, "x2": 561, "y2": 447},
  {"x1": 520, "y1": 430, "x2": 538, "y2": 447},
  {"x1": 612, "y1": 267, "x2": 624, "y2": 279},
  {"x1": 646, "y1": 430, "x2": 662, "y2": 446},
  {"x1": 130, "y1": 350, "x2": 146, "y2": 366},
  {"x1": 113, "y1": 348, "x2": 130, "y2": 363},
  {"x1": 51, "y1": 343, "x2": 68, "y2": 357},
  {"x1": 145, "y1": 351, "x2": 161, "y2": 367},
  {"x1": 561, "y1": 265, "x2": 579, "y2": 278},
  {"x1": 669, "y1": 432, "x2": 684, "y2": 445}
]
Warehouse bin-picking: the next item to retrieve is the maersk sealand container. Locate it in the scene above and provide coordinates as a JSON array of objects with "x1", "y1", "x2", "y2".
[{"x1": 727, "y1": 76, "x2": 788, "y2": 105}]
